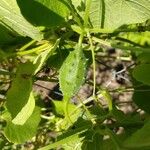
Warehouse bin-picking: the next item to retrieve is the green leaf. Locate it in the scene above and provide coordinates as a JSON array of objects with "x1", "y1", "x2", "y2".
[
  {"x1": 33, "y1": 39, "x2": 60, "y2": 74},
  {"x1": 123, "y1": 120, "x2": 150, "y2": 149},
  {"x1": 72, "y1": 0, "x2": 85, "y2": 17},
  {"x1": 72, "y1": 0, "x2": 85, "y2": 10},
  {"x1": 6, "y1": 62, "x2": 35, "y2": 125},
  {"x1": 132, "y1": 64, "x2": 150, "y2": 86},
  {"x1": 82, "y1": 131, "x2": 103, "y2": 150},
  {"x1": 62, "y1": 141, "x2": 82, "y2": 150},
  {"x1": 52, "y1": 100, "x2": 79, "y2": 117},
  {"x1": 17, "y1": 0, "x2": 69, "y2": 27},
  {"x1": 0, "y1": 0, "x2": 43, "y2": 40},
  {"x1": 102, "y1": 138, "x2": 116, "y2": 150},
  {"x1": 120, "y1": 31, "x2": 150, "y2": 46},
  {"x1": 111, "y1": 106, "x2": 143, "y2": 130},
  {"x1": 4, "y1": 107, "x2": 41, "y2": 144},
  {"x1": 47, "y1": 48, "x2": 69, "y2": 69},
  {"x1": 35, "y1": 0, "x2": 69, "y2": 18},
  {"x1": 12, "y1": 92, "x2": 35, "y2": 125},
  {"x1": 0, "y1": 24, "x2": 16, "y2": 44},
  {"x1": 90, "y1": 0, "x2": 150, "y2": 30},
  {"x1": 138, "y1": 52, "x2": 150, "y2": 63},
  {"x1": 39, "y1": 119, "x2": 91, "y2": 150},
  {"x1": 52, "y1": 101, "x2": 65, "y2": 117},
  {"x1": 52, "y1": 100, "x2": 82, "y2": 130},
  {"x1": 89, "y1": 104, "x2": 107, "y2": 119},
  {"x1": 39, "y1": 129, "x2": 86, "y2": 150},
  {"x1": 133, "y1": 85, "x2": 150, "y2": 114},
  {"x1": 59, "y1": 46, "x2": 87, "y2": 98}
]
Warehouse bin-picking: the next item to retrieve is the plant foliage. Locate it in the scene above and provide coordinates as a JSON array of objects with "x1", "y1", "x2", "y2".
[{"x1": 0, "y1": 0, "x2": 150, "y2": 149}]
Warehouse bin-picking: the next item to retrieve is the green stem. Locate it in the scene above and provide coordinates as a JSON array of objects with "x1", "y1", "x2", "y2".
[
  {"x1": 96, "y1": 53, "x2": 132, "y2": 61},
  {"x1": 87, "y1": 31, "x2": 96, "y2": 98},
  {"x1": 92, "y1": 37, "x2": 111, "y2": 46},
  {"x1": 77, "y1": 95, "x2": 95, "y2": 124},
  {"x1": 35, "y1": 77, "x2": 58, "y2": 82},
  {"x1": 78, "y1": 32, "x2": 84, "y2": 49},
  {"x1": 115, "y1": 37, "x2": 145, "y2": 48},
  {"x1": 19, "y1": 40, "x2": 36, "y2": 51},
  {"x1": 68, "y1": 92, "x2": 104, "y2": 120}
]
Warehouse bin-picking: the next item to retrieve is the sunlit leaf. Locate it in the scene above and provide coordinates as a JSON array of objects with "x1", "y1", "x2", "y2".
[
  {"x1": 132, "y1": 64, "x2": 150, "y2": 86},
  {"x1": 17, "y1": 0, "x2": 69, "y2": 27},
  {"x1": 0, "y1": 0, "x2": 43, "y2": 40},
  {"x1": 123, "y1": 120, "x2": 150, "y2": 148},
  {"x1": 90, "y1": 0, "x2": 150, "y2": 30},
  {"x1": 59, "y1": 45, "x2": 87, "y2": 98},
  {"x1": 39, "y1": 118, "x2": 91, "y2": 150},
  {"x1": 4, "y1": 107, "x2": 41, "y2": 144},
  {"x1": 33, "y1": 39, "x2": 60, "y2": 74},
  {"x1": 6, "y1": 62, "x2": 35, "y2": 125},
  {"x1": 82, "y1": 130, "x2": 103, "y2": 150}
]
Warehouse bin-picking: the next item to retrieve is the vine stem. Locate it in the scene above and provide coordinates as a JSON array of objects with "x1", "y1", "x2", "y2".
[
  {"x1": 87, "y1": 31, "x2": 96, "y2": 98},
  {"x1": 69, "y1": 93, "x2": 102, "y2": 117},
  {"x1": 77, "y1": 95, "x2": 95, "y2": 124}
]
